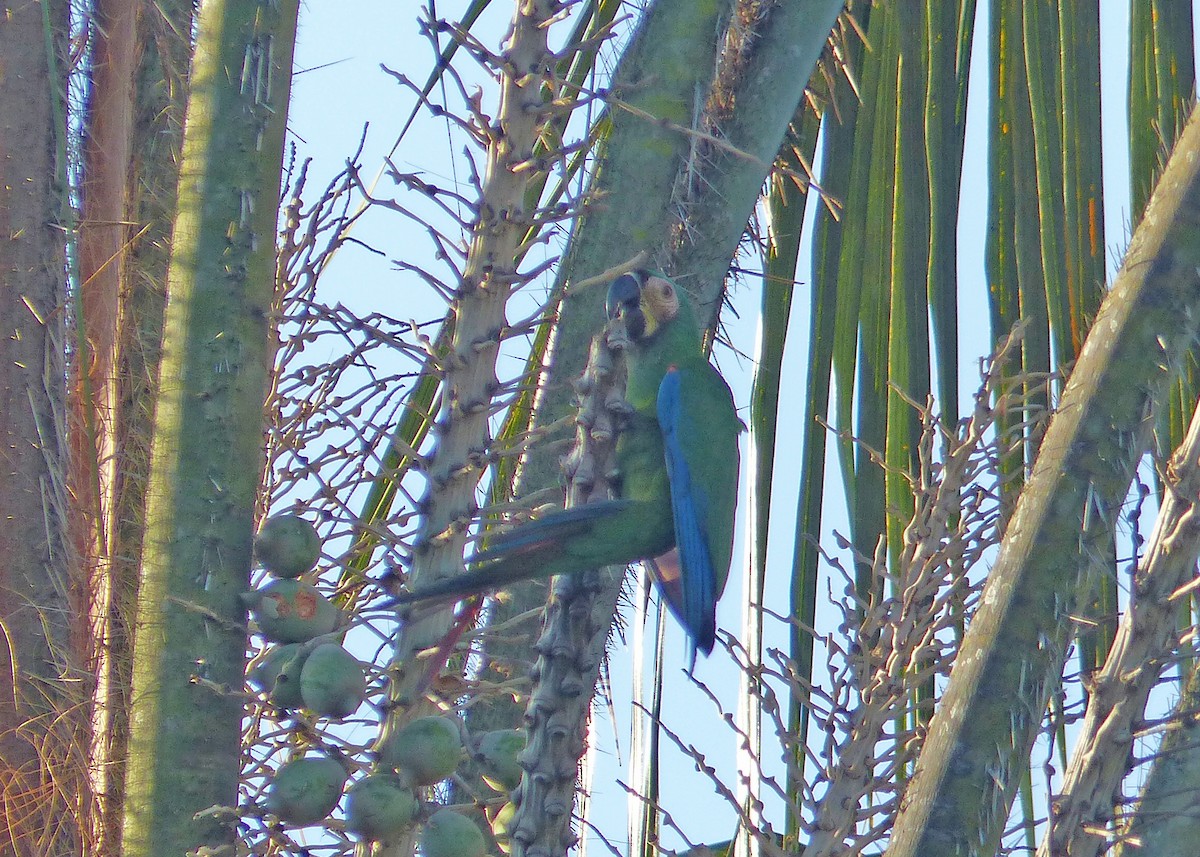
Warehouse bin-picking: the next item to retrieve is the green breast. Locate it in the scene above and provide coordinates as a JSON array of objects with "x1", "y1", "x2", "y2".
[{"x1": 614, "y1": 410, "x2": 675, "y2": 555}]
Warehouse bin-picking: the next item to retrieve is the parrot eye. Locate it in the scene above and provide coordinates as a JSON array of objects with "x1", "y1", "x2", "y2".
[{"x1": 644, "y1": 275, "x2": 681, "y2": 322}]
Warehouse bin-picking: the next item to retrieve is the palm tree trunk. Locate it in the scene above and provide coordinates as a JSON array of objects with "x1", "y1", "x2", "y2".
[
  {"x1": 120, "y1": 1, "x2": 299, "y2": 852},
  {"x1": 887, "y1": 103, "x2": 1200, "y2": 857},
  {"x1": 92, "y1": 3, "x2": 195, "y2": 849},
  {"x1": 76, "y1": 1, "x2": 145, "y2": 850},
  {"x1": 0, "y1": 1, "x2": 80, "y2": 853}
]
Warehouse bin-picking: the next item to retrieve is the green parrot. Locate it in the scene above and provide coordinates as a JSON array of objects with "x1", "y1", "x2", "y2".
[{"x1": 391, "y1": 270, "x2": 741, "y2": 659}]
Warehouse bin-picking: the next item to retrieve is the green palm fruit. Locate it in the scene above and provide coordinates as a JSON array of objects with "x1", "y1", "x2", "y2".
[
  {"x1": 420, "y1": 808, "x2": 486, "y2": 857},
  {"x1": 247, "y1": 643, "x2": 308, "y2": 709},
  {"x1": 475, "y1": 729, "x2": 524, "y2": 792},
  {"x1": 299, "y1": 643, "x2": 367, "y2": 719},
  {"x1": 255, "y1": 514, "x2": 321, "y2": 578},
  {"x1": 266, "y1": 755, "x2": 347, "y2": 826},
  {"x1": 490, "y1": 801, "x2": 517, "y2": 854},
  {"x1": 378, "y1": 715, "x2": 463, "y2": 785},
  {"x1": 244, "y1": 578, "x2": 339, "y2": 643},
  {"x1": 344, "y1": 773, "x2": 417, "y2": 842}
]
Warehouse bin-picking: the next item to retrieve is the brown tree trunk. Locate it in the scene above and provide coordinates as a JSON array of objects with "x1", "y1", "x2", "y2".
[
  {"x1": 75, "y1": 1, "x2": 142, "y2": 852},
  {"x1": 0, "y1": 1, "x2": 81, "y2": 854}
]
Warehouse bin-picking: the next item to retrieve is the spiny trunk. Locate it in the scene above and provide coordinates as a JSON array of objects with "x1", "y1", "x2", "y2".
[
  {"x1": 88, "y1": 2, "x2": 195, "y2": 849},
  {"x1": 0, "y1": 1, "x2": 81, "y2": 854},
  {"x1": 120, "y1": 1, "x2": 298, "y2": 852}
]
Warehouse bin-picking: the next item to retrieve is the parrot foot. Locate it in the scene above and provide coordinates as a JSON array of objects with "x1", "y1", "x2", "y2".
[
  {"x1": 604, "y1": 318, "x2": 631, "y2": 352},
  {"x1": 575, "y1": 395, "x2": 599, "y2": 429},
  {"x1": 589, "y1": 408, "x2": 615, "y2": 442},
  {"x1": 604, "y1": 388, "x2": 633, "y2": 417},
  {"x1": 560, "y1": 446, "x2": 595, "y2": 487}
]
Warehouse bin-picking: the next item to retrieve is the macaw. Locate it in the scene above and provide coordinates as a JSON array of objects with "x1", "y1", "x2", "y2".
[{"x1": 392, "y1": 270, "x2": 741, "y2": 660}]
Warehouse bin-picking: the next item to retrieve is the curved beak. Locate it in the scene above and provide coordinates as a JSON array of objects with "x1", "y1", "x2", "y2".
[{"x1": 606, "y1": 272, "x2": 646, "y2": 340}]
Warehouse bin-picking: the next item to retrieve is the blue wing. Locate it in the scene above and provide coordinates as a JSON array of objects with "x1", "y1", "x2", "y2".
[{"x1": 656, "y1": 366, "x2": 718, "y2": 660}]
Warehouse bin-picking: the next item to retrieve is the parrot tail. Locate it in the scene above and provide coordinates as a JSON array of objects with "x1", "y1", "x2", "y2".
[
  {"x1": 386, "y1": 501, "x2": 637, "y2": 605},
  {"x1": 476, "y1": 500, "x2": 636, "y2": 560},
  {"x1": 646, "y1": 549, "x2": 716, "y2": 670}
]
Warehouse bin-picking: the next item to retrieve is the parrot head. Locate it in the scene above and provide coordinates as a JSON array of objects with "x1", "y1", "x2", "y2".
[{"x1": 606, "y1": 270, "x2": 681, "y2": 340}]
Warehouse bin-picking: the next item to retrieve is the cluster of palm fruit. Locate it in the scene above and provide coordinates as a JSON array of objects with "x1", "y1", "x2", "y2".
[
  {"x1": 244, "y1": 514, "x2": 356, "y2": 716},
  {"x1": 244, "y1": 514, "x2": 525, "y2": 853}
]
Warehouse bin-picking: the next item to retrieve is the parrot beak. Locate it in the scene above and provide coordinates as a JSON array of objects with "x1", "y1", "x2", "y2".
[{"x1": 606, "y1": 272, "x2": 647, "y2": 340}]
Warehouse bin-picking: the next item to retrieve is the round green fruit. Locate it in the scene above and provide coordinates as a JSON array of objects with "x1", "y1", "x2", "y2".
[
  {"x1": 255, "y1": 514, "x2": 321, "y2": 578},
  {"x1": 420, "y1": 808, "x2": 486, "y2": 857},
  {"x1": 490, "y1": 801, "x2": 517, "y2": 854},
  {"x1": 266, "y1": 756, "x2": 347, "y2": 826},
  {"x1": 344, "y1": 773, "x2": 417, "y2": 842},
  {"x1": 378, "y1": 715, "x2": 463, "y2": 785},
  {"x1": 270, "y1": 648, "x2": 310, "y2": 709},
  {"x1": 300, "y1": 643, "x2": 366, "y2": 719},
  {"x1": 247, "y1": 643, "x2": 308, "y2": 709},
  {"x1": 246, "y1": 579, "x2": 339, "y2": 643},
  {"x1": 476, "y1": 729, "x2": 525, "y2": 792}
]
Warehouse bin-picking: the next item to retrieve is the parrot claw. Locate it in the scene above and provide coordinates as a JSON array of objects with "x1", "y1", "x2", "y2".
[
  {"x1": 560, "y1": 444, "x2": 596, "y2": 486},
  {"x1": 590, "y1": 410, "x2": 614, "y2": 442},
  {"x1": 561, "y1": 447, "x2": 584, "y2": 478},
  {"x1": 572, "y1": 451, "x2": 596, "y2": 487},
  {"x1": 590, "y1": 336, "x2": 617, "y2": 374},
  {"x1": 605, "y1": 322, "x2": 631, "y2": 352},
  {"x1": 604, "y1": 389, "x2": 633, "y2": 416},
  {"x1": 576, "y1": 398, "x2": 598, "y2": 429},
  {"x1": 574, "y1": 373, "x2": 595, "y2": 396}
]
